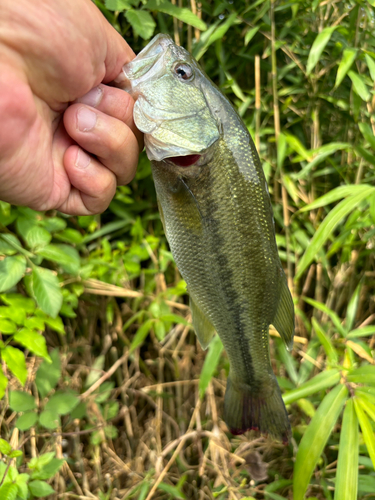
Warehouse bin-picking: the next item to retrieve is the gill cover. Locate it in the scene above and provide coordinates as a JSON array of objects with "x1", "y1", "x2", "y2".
[{"x1": 120, "y1": 34, "x2": 220, "y2": 162}]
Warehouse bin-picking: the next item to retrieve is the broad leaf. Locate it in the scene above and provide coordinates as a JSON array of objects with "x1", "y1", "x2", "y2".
[
  {"x1": 125, "y1": 9, "x2": 156, "y2": 40},
  {"x1": 293, "y1": 384, "x2": 348, "y2": 500},
  {"x1": 35, "y1": 349, "x2": 61, "y2": 398},
  {"x1": 14, "y1": 328, "x2": 50, "y2": 361},
  {"x1": 9, "y1": 391, "x2": 36, "y2": 412},
  {"x1": 16, "y1": 412, "x2": 38, "y2": 431},
  {"x1": 0, "y1": 366, "x2": 8, "y2": 399},
  {"x1": 0, "y1": 255, "x2": 26, "y2": 293},
  {"x1": 39, "y1": 410, "x2": 60, "y2": 430},
  {"x1": 28, "y1": 480, "x2": 55, "y2": 497},
  {"x1": 2, "y1": 346, "x2": 27, "y2": 385},
  {"x1": 32, "y1": 266, "x2": 63, "y2": 318},
  {"x1": 0, "y1": 483, "x2": 18, "y2": 500},
  {"x1": 45, "y1": 391, "x2": 79, "y2": 415}
]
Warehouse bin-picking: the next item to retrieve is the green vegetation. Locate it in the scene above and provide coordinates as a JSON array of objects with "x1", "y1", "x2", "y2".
[{"x1": 1, "y1": 0, "x2": 375, "y2": 498}]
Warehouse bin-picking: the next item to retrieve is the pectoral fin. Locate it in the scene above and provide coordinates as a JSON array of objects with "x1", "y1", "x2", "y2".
[
  {"x1": 190, "y1": 296, "x2": 216, "y2": 350},
  {"x1": 271, "y1": 273, "x2": 295, "y2": 351}
]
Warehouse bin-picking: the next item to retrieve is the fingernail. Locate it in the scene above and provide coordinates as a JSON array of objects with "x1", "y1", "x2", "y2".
[
  {"x1": 77, "y1": 107, "x2": 97, "y2": 132},
  {"x1": 76, "y1": 86, "x2": 103, "y2": 107},
  {"x1": 75, "y1": 148, "x2": 91, "y2": 169}
]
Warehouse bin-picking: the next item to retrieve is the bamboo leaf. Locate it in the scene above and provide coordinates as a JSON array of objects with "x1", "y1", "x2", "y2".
[
  {"x1": 354, "y1": 398, "x2": 375, "y2": 469},
  {"x1": 348, "y1": 70, "x2": 371, "y2": 102},
  {"x1": 129, "y1": 319, "x2": 154, "y2": 353},
  {"x1": 334, "y1": 48, "x2": 357, "y2": 89},
  {"x1": 283, "y1": 369, "x2": 340, "y2": 405},
  {"x1": 312, "y1": 318, "x2": 338, "y2": 364},
  {"x1": 296, "y1": 186, "x2": 375, "y2": 279},
  {"x1": 303, "y1": 297, "x2": 346, "y2": 336},
  {"x1": 146, "y1": 0, "x2": 207, "y2": 31},
  {"x1": 306, "y1": 27, "x2": 336, "y2": 75},
  {"x1": 334, "y1": 399, "x2": 358, "y2": 500},
  {"x1": 348, "y1": 326, "x2": 375, "y2": 338},
  {"x1": 348, "y1": 365, "x2": 375, "y2": 386},
  {"x1": 293, "y1": 384, "x2": 348, "y2": 500},
  {"x1": 298, "y1": 184, "x2": 370, "y2": 212}
]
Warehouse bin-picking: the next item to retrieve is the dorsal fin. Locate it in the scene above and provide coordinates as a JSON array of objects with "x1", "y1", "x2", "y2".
[
  {"x1": 271, "y1": 273, "x2": 295, "y2": 351},
  {"x1": 190, "y1": 296, "x2": 216, "y2": 350}
]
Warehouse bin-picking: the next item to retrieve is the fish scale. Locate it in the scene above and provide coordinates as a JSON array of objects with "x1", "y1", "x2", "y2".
[{"x1": 121, "y1": 33, "x2": 295, "y2": 441}]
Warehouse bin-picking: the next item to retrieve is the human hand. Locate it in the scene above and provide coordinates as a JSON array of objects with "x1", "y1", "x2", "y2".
[{"x1": 0, "y1": 0, "x2": 142, "y2": 215}]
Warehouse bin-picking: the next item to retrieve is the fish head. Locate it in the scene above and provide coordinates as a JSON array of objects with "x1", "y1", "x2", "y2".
[{"x1": 118, "y1": 34, "x2": 220, "y2": 164}]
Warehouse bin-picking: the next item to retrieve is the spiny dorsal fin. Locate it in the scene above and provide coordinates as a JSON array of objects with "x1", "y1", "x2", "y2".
[
  {"x1": 271, "y1": 273, "x2": 295, "y2": 351},
  {"x1": 190, "y1": 296, "x2": 216, "y2": 350}
]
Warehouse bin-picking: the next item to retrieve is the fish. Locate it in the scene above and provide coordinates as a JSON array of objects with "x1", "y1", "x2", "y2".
[{"x1": 118, "y1": 33, "x2": 295, "y2": 442}]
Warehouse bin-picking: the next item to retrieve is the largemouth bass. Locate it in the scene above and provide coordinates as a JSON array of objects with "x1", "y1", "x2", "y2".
[{"x1": 120, "y1": 34, "x2": 295, "y2": 442}]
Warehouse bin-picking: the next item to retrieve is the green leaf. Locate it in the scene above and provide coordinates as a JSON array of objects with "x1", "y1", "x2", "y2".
[
  {"x1": 31, "y1": 458, "x2": 65, "y2": 480},
  {"x1": 0, "y1": 318, "x2": 17, "y2": 334},
  {"x1": 146, "y1": 0, "x2": 207, "y2": 30},
  {"x1": 365, "y1": 54, "x2": 375, "y2": 81},
  {"x1": 125, "y1": 10, "x2": 156, "y2": 40},
  {"x1": 283, "y1": 369, "x2": 341, "y2": 405},
  {"x1": 37, "y1": 244, "x2": 80, "y2": 274},
  {"x1": 334, "y1": 48, "x2": 357, "y2": 89},
  {"x1": 32, "y1": 266, "x2": 63, "y2": 318},
  {"x1": 199, "y1": 335, "x2": 223, "y2": 399},
  {"x1": 13, "y1": 329, "x2": 50, "y2": 361},
  {"x1": 347, "y1": 365, "x2": 375, "y2": 386},
  {"x1": 25, "y1": 226, "x2": 51, "y2": 250},
  {"x1": 293, "y1": 384, "x2": 348, "y2": 500},
  {"x1": 39, "y1": 410, "x2": 60, "y2": 430},
  {"x1": 0, "y1": 483, "x2": 18, "y2": 500},
  {"x1": 0, "y1": 255, "x2": 26, "y2": 293},
  {"x1": 354, "y1": 398, "x2": 375, "y2": 469},
  {"x1": 346, "y1": 283, "x2": 361, "y2": 332},
  {"x1": 347, "y1": 326, "x2": 375, "y2": 338},
  {"x1": 0, "y1": 234, "x2": 21, "y2": 256},
  {"x1": 130, "y1": 319, "x2": 154, "y2": 353},
  {"x1": 157, "y1": 481, "x2": 186, "y2": 499},
  {"x1": 29, "y1": 452, "x2": 55, "y2": 470},
  {"x1": 306, "y1": 27, "x2": 336, "y2": 75},
  {"x1": 1, "y1": 293, "x2": 35, "y2": 313},
  {"x1": 9, "y1": 391, "x2": 36, "y2": 412},
  {"x1": 245, "y1": 26, "x2": 260, "y2": 46},
  {"x1": 45, "y1": 391, "x2": 79, "y2": 415},
  {"x1": 105, "y1": 0, "x2": 132, "y2": 10},
  {"x1": 348, "y1": 70, "x2": 371, "y2": 102},
  {"x1": 35, "y1": 349, "x2": 61, "y2": 398},
  {"x1": 296, "y1": 186, "x2": 375, "y2": 279},
  {"x1": 15, "y1": 473, "x2": 29, "y2": 500},
  {"x1": 159, "y1": 314, "x2": 189, "y2": 326},
  {"x1": 298, "y1": 184, "x2": 369, "y2": 212},
  {"x1": 312, "y1": 318, "x2": 338, "y2": 364},
  {"x1": 28, "y1": 480, "x2": 55, "y2": 497},
  {"x1": 303, "y1": 297, "x2": 346, "y2": 336},
  {"x1": 194, "y1": 13, "x2": 237, "y2": 60},
  {"x1": 16, "y1": 411, "x2": 38, "y2": 431},
  {"x1": 334, "y1": 399, "x2": 358, "y2": 500},
  {"x1": 2, "y1": 346, "x2": 27, "y2": 385},
  {"x1": 0, "y1": 438, "x2": 12, "y2": 455},
  {"x1": 0, "y1": 366, "x2": 8, "y2": 400}
]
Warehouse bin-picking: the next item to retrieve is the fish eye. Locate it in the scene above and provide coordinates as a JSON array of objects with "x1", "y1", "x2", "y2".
[{"x1": 174, "y1": 63, "x2": 193, "y2": 81}]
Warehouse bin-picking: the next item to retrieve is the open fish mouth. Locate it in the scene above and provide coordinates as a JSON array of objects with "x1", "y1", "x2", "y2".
[{"x1": 115, "y1": 34, "x2": 220, "y2": 163}]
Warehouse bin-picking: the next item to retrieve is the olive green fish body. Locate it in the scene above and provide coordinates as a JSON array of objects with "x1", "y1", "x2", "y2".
[{"x1": 121, "y1": 34, "x2": 294, "y2": 441}]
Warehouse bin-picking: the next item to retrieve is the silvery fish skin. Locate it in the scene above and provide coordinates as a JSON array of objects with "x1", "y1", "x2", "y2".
[{"x1": 120, "y1": 34, "x2": 295, "y2": 441}]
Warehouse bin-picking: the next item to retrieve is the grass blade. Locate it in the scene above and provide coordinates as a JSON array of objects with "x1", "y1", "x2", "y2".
[
  {"x1": 283, "y1": 369, "x2": 340, "y2": 405},
  {"x1": 198, "y1": 335, "x2": 223, "y2": 399},
  {"x1": 293, "y1": 384, "x2": 348, "y2": 500},
  {"x1": 334, "y1": 399, "x2": 358, "y2": 500},
  {"x1": 354, "y1": 398, "x2": 375, "y2": 469}
]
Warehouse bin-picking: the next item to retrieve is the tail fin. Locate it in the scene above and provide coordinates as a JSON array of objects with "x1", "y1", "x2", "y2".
[{"x1": 224, "y1": 376, "x2": 291, "y2": 443}]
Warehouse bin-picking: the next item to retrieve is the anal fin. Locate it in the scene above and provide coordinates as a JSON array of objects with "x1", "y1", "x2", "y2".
[
  {"x1": 190, "y1": 296, "x2": 216, "y2": 350},
  {"x1": 271, "y1": 273, "x2": 295, "y2": 351}
]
